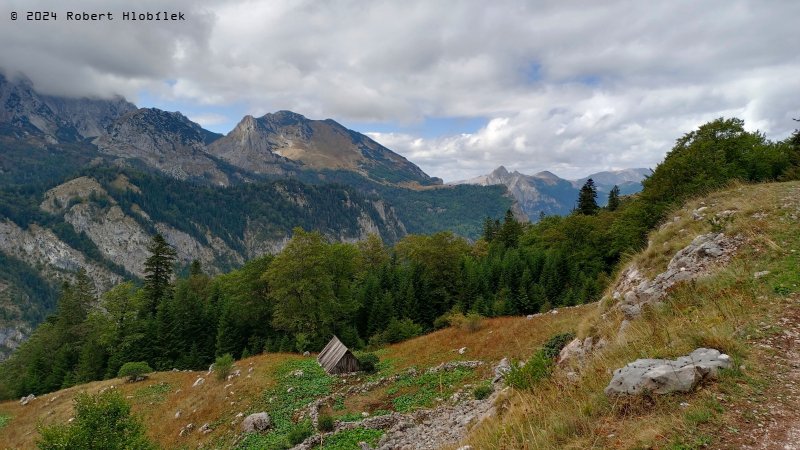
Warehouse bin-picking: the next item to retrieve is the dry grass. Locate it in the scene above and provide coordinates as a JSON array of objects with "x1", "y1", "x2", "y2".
[
  {"x1": 386, "y1": 305, "x2": 594, "y2": 371},
  {"x1": 0, "y1": 310, "x2": 591, "y2": 449},
  {"x1": 0, "y1": 353, "x2": 301, "y2": 449}
]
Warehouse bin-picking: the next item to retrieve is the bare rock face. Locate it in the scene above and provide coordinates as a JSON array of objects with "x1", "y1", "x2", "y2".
[
  {"x1": 242, "y1": 412, "x2": 271, "y2": 433},
  {"x1": 94, "y1": 108, "x2": 229, "y2": 186},
  {"x1": 612, "y1": 233, "x2": 741, "y2": 322},
  {"x1": 605, "y1": 348, "x2": 733, "y2": 395},
  {"x1": 0, "y1": 220, "x2": 121, "y2": 291}
]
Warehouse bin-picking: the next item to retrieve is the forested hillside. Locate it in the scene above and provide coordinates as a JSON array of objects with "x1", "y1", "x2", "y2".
[{"x1": 2, "y1": 117, "x2": 796, "y2": 401}]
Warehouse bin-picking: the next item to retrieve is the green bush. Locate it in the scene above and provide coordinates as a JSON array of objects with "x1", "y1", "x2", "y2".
[
  {"x1": 436, "y1": 311, "x2": 485, "y2": 332},
  {"x1": 355, "y1": 352, "x2": 380, "y2": 374},
  {"x1": 369, "y1": 318, "x2": 423, "y2": 346},
  {"x1": 473, "y1": 384, "x2": 493, "y2": 400},
  {"x1": 318, "y1": 413, "x2": 335, "y2": 432},
  {"x1": 541, "y1": 332, "x2": 576, "y2": 359},
  {"x1": 116, "y1": 362, "x2": 152, "y2": 382},
  {"x1": 37, "y1": 390, "x2": 155, "y2": 450},
  {"x1": 505, "y1": 351, "x2": 554, "y2": 390},
  {"x1": 213, "y1": 353, "x2": 234, "y2": 381},
  {"x1": 288, "y1": 420, "x2": 313, "y2": 446}
]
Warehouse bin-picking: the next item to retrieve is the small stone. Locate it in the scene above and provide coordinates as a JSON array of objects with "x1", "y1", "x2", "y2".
[
  {"x1": 362, "y1": 411, "x2": 369, "y2": 417},
  {"x1": 174, "y1": 410, "x2": 182, "y2": 419},
  {"x1": 303, "y1": 351, "x2": 311, "y2": 356},
  {"x1": 754, "y1": 271, "x2": 770, "y2": 279},
  {"x1": 192, "y1": 377, "x2": 205, "y2": 387},
  {"x1": 458, "y1": 347, "x2": 467, "y2": 355}
]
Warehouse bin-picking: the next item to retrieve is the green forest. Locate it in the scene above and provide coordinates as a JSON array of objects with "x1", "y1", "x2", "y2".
[{"x1": 1, "y1": 117, "x2": 798, "y2": 399}]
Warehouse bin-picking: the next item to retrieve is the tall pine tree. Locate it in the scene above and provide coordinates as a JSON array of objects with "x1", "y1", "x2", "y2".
[
  {"x1": 576, "y1": 178, "x2": 599, "y2": 215},
  {"x1": 143, "y1": 234, "x2": 177, "y2": 316}
]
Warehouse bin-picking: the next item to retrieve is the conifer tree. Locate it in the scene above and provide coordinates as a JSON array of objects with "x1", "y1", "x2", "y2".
[
  {"x1": 607, "y1": 185, "x2": 621, "y2": 211},
  {"x1": 577, "y1": 178, "x2": 599, "y2": 215},
  {"x1": 143, "y1": 234, "x2": 177, "y2": 316}
]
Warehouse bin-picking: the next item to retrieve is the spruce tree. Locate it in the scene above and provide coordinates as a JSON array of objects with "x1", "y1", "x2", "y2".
[
  {"x1": 577, "y1": 178, "x2": 599, "y2": 215},
  {"x1": 143, "y1": 234, "x2": 177, "y2": 316},
  {"x1": 607, "y1": 185, "x2": 621, "y2": 211}
]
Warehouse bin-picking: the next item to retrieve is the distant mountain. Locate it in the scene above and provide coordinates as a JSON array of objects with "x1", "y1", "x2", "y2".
[
  {"x1": 456, "y1": 166, "x2": 650, "y2": 220},
  {"x1": 208, "y1": 111, "x2": 441, "y2": 186},
  {"x1": 572, "y1": 168, "x2": 651, "y2": 195}
]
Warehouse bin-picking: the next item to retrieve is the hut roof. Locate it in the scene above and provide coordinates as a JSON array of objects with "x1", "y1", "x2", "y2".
[{"x1": 317, "y1": 335, "x2": 351, "y2": 373}]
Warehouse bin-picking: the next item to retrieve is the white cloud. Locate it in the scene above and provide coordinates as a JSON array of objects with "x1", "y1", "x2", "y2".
[{"x1": 1, "y1": 0, "x2": 798, "y2": 180}]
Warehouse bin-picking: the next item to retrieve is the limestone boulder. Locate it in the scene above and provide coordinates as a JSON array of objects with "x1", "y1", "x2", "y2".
[{"x1": 605, "y1": 348, "x2": 733, "y2": 396}]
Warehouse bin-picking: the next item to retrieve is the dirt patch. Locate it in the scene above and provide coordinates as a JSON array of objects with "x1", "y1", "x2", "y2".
[{"x1": 712, "y1": 296, "x2": 800, "y2": 449}]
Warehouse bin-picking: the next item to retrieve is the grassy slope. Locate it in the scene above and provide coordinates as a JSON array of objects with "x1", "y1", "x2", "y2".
[
  {"x1": 0, "y1": 305, "x2": 590, "y2": 449},
  {"x1": 456, "y1": 181, "x2": 800, "y2": 449}
]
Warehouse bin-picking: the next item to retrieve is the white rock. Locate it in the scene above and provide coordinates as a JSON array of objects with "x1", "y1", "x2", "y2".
[
  {"x1": 192, "y1": 377, "x2": 205, "y2": 387},
  {"x1": 605, "y1": 348, "x2": 733, "y2": 396}
]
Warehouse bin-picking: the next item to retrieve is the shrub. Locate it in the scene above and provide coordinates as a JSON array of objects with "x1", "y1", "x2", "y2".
[
  {"x1": 355, "y1": 352, "x2": 380, "y2": 374},
  {"x1": 473, "y1": 384, "x2": 493, "y2": 400},
  {"x1": 505, "y1": 351, "x2": 554, "y2": 390},
  {"x1": 37, "y1": 391, "x2": 155, "y2": 450},
  {"x1": 459, "y1": 312, "x2": 484, "y2": 332},
  {"x1": 541, "y1": 332, "x2": 576, "y2": 359},
  {"x1": 369, "y1": 318, "x2": 423, "y2": 346},
  {"x1": 433, "y1": 310, "x2": 483, "y2": 333},
  {"x1": 116, "y1": 362, "x2": 152, "y2": 383},
  {"x1": 317, "y1": 413, "x2": 335, "y2": 432},
  {"x1": 287, "y1": 420, "x2": 313, "y2": 446},
  {"x1": 213, "y1": 354, "x2": 234, "y2": 381}
]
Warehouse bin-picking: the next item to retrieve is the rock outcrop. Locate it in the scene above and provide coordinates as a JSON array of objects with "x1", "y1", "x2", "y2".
[
  {"x1": 605, "y1": 348, "x2": 733, "y2": 395},
  {"x1": 613, "y1": 233, "x2": 741, "y2": 322},
  {"x1": 241, "y1": 412, "x2": 271, "y2": 433}
]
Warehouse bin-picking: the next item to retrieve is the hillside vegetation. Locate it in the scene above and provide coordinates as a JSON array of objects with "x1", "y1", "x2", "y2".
[
  {"x1": 0, "y1": 306, "x2": 591, "y2": 449},
  {"x1": 0, "y1": 117, "x2": 798, "y2": 448}
]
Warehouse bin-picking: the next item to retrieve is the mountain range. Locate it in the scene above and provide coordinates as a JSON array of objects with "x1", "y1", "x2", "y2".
[
  {"x1": 0, "y1": 73, "x2": 509, "y2": 359},
  {"x1": 456, "y1": 166, "x2": 650, "y2": 219},
  {"x1": 0, "y1": 73, "x2": 648, "y2": 358}
]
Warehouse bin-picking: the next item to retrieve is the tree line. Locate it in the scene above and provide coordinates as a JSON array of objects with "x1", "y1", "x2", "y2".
[{"x1": 0, "y1": 116, "x2": 797, "y2": 399}]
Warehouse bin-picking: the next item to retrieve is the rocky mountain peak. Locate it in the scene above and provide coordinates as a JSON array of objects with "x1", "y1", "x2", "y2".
[{"x1": 491, "y1": 166, "x2": 510, "y2": 177}]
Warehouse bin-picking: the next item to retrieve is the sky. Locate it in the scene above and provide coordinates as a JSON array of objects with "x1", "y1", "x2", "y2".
[{"x1": 1, "y1": 0, "x2": 798, "y2": 182}]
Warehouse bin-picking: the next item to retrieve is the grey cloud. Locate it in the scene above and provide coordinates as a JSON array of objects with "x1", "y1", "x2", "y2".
[{"x1": 0, "y1": 0, "x2": 798, "y2": 180}]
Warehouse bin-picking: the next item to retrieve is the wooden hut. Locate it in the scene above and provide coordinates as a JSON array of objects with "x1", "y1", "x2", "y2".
[{"x1": 317, "y1": 335, "x2": 360, "y2": 375}]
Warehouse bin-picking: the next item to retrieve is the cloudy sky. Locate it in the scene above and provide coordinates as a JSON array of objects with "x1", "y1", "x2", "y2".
[{"x1": 1, "y1": 0, "x2": 798, "y2": 181}]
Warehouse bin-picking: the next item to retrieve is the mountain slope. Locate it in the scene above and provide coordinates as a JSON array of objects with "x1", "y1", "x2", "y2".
[
  {"x1": 94, "y1": 108, "x2": 231, "y2": 185},
  {"x1": 461, "y1": 180, "x2": 800, "y2": 448},
  {"x1": 0, "y1": 73, "x2": 135, "y2": 142},
  {"x1": 208, "y1": 111, "x2": 441, "y2": 187}
]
